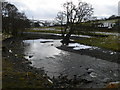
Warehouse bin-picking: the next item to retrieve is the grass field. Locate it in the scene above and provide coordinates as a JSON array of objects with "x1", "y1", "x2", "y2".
[{"x1": 75, "y1": 35, "x2": 120, "y2": 51}]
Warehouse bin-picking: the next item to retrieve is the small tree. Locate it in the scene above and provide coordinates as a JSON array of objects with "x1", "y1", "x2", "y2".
[
  {"x1": 60, "y1": 1, "x2": 93, "y2": 45},
  {"x1": 34, "y1": 22, "x2": 40, "y2": 27},
  {"x1": 56, "y1": 11, "x2": 66, "y2": 37}
]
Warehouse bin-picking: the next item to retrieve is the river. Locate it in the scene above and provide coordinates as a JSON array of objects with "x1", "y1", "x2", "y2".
[{"x1": 23, "y1": 38, "x2": 120, "y2": 87}]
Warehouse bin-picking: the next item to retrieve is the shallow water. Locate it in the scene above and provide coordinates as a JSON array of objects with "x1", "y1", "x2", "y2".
[
  {"x1": 23, "y1": 39, "x2": 120, "y2": 83},
  {"x1": 24, "y1": 39, "x2": 62, "y2": 59}
]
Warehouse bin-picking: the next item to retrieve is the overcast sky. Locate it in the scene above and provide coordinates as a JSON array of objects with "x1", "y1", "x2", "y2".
[{"x1": 6, "y1": 0, "x2": 119, "y2": 20}]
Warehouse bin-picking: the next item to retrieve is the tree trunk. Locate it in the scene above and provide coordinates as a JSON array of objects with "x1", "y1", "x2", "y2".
[
  {"x1": 61, "y1": 27, "x2": 65, "y2": 38},
  {"x1": 61, "y1": 29, "x2": 72, "y2": 45}
]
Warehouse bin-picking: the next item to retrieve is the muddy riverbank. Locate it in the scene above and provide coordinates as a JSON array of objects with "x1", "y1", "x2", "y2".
[
  {"x1": 2, "y1": 33, "x2": 120, "y2": 88},
  {"x1": 2, "y1": 37, "x2": 100, "y2": 88},
  {"x1": 57, "y1": 45, "x2": 120, "y2": 64},
  {"x1": 2, "y1": 37, "x2": 52, "y2": 88}
]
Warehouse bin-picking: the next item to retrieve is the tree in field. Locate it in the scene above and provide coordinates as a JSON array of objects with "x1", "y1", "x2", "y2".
[
  {"x1": 59, "y1": 1, "x2": 93, "y2": 45},
  {"x1": 56, "y1": 11, "x2": 66, "y2": 37},
  {"x1": 2, "y1": 1, "x2": 30, "y2": 36},
  {"x1": 34, "y1": 22, "x2": 40, "y2": 27}
]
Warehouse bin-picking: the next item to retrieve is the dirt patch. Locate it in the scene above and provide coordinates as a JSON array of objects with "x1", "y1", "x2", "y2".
[{"x1": 57, "y1": 45, "x2": 120, "y2": 64}]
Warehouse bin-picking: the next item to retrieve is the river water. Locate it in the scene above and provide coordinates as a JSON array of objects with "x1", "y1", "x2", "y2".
[{"x1": 23, "y1": 39, "x2": 120, "y2": 86}]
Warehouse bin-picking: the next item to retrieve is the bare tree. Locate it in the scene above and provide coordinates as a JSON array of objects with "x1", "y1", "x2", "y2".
[
  {"x1": 56, "y1": 11, "x2": 66, "y2": 37},
  {"x1": 60, "y1": 1, "x2": 93, "y2": 45},
  {"x1": 2, "y1": 1, "x2": 30, "y2": 36}
]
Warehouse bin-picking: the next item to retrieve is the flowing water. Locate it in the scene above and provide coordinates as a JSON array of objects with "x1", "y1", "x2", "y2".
[{"x1": 23, "y1": 39, "x2": 120, "y2": 85}]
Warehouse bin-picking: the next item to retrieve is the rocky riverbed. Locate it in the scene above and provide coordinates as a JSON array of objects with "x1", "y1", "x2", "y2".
[{"x1": 2, "y1": 33, "x2": 120, "y2": 88}]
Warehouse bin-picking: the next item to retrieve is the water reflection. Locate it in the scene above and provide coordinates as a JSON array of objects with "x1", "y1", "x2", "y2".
[
  {"x1": 23, "y1": 39, "x2": 120, "y2": 80},
  {"x1": 23, "y1": 39, "x2": 63, "y2": 59},
  {"x1": 23, "y1": 39, "x2": 69, "y2": 77}
]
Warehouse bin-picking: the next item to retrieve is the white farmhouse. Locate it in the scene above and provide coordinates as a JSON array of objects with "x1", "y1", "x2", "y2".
[{"x1": 98, "y1": 19, "x2": 117, "y2": 28}]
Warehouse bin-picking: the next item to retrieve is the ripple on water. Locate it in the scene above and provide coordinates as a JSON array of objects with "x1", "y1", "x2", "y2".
[{"x1": 23, "y1": 39, "x2": 120, "y2": 80}]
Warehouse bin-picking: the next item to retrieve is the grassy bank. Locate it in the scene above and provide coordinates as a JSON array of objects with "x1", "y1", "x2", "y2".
[
  {"x1": 75, "y1": 35, "x2": 120, "y2": 51},
  {"x1": 2, "y1": 58, "x2": 51, "y2": 88},
  {"x1": 2, "y1": 35, "x2": 52, "y2": 88},
  {"x1": 2, "y1": 32, "x2": 120, "y2": 88},
  {"x1": 27, "y1": 29, "x2": 61, "y2": 34},
  {"x1": 26, "y1": 28, "x2": 120, "y2": 52}
]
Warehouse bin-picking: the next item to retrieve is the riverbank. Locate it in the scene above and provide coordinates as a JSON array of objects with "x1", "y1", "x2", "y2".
[
  {"x1": 2, "y1": 33, "x2": 120, "y2": 88},
  {"x1": 2, "y1": 36, "x2": 95, "y2": 88},
  {"x1": 57, "y1": 45, "x2": 120, "y2": 64},
  {"x1": 2, "y1": 37, "x2": 53, "y2": 88}
]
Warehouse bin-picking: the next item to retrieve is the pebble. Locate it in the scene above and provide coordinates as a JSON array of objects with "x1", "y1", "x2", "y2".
[
  {"x1": 9, "y1": 50, "x2": 12, "y2": 53},
  {"x1": 103, "y1": 78, "x2": 110, "y2": 83},
  {"x1": 29, "y1": 55, "x2": 33, "y2": 58},
  {"x1": 48, "y1": 79, "x2": 53, "y2": 84},
  {"x1": 90, "y1": 72, "x2": 97, "y2": 78},
  {"x1": 113, "y1": 73, "x2": 118, "y2": 77},
  {"x1": 88, "y1": 68, "x2": 94, "y2": 72},
  {"x1": 15, "y1": 54, "x2": 17, "y2": 56}
]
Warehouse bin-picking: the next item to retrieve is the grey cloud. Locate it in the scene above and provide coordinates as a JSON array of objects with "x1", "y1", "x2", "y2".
[
  {"x1": 7, "y1": 1, "x2": 58, "y2": 20},
  {"x1": 24, "y1": 8, "x2": 58, "y2": 20},
  {"x1": 94, "y1": 4, "x2": 118, "y2": 18},
  {"x1": 6, "y1": 0, "x2": 119, "y2": 20}
]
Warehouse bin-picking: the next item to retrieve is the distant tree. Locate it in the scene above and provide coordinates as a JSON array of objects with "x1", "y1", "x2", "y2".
[
  {"x1": 60, "y1": 1, "x2": 93, "y2": 45},
  {"x1": 34, "y1": 22, "x2": 40, "y2": 27},
  {"x1": 56, "y1": 11, "x2": 66, "y2": 37},
  {"x1": 109, "y1": 15, "x2": 116, "y2": 19},
  {"x1": 2, "y1": 1, "x2": 30, "y2": 36},
  {"x1": 44, "y1": 21, "x2": 51, "y2": 27}
]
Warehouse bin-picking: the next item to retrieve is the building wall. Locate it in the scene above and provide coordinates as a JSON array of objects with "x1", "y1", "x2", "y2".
[{"x1": 98, "y1": 19, "x2": 118, "y2": 28}]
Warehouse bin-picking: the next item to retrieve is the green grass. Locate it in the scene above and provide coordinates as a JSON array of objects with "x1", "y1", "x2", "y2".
[
  {"x1": 54, "y1": 26, "x2": 64, "y2": 30},
  {"x1": 26, "y1": 28, "x2": 120, "y2": 51},
  {"x1": 78, "y1": 31, "x2": 109, "y2": 36},
  {"x1": 26, "y1": 29, "x2": 62, "y2": 34},
  {"x1": 30, "y1": 26, "x2": 63, "y2": 30},
  {"x1": 75, "y1": 35, "x2": 120, "y2": 51},
  {"x1": 2, "y1": 58, "x2": 51, "y2": 88},
  {"x1": 26, "y1": 27, "x2": 117, "y2": 36}
]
